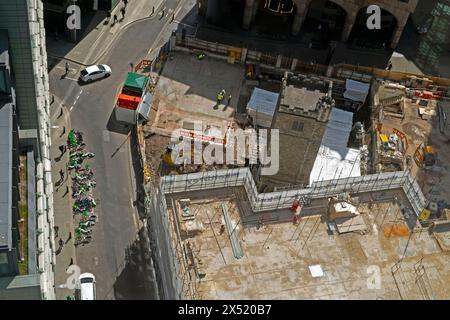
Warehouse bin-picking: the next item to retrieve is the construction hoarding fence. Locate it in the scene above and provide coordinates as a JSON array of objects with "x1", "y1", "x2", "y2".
[{"x1": 173, "y1": 33, "x2": 450, "y2": 91}]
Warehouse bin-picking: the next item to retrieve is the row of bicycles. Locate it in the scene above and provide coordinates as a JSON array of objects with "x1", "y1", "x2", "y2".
[{"x1": 67, "y1": 130, "x2": 98, "y2": 247}]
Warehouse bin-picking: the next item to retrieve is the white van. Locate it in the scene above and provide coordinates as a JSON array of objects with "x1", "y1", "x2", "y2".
[{"x1": 79, "y1": 273, "x2": 96, "y2": 300}]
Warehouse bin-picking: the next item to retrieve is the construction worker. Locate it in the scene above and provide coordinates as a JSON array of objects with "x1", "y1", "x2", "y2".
[
  {"x1": 197, "y1": 52, "x2": 206, "y2": 60},
  {"x1": 65, "y1": 62, "x2": 70, "y2": 76},
  {"x1": 217, "y1": 89, "x2": 225, "y2": 105}
]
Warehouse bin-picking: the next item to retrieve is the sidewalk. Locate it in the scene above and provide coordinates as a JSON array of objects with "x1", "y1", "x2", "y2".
[
  {"x1": 46, "y1": 0, "x2": 165, "y2": 66},
  {"x1": 50, "y1": 95, "x2": 76, "y2": 300}
]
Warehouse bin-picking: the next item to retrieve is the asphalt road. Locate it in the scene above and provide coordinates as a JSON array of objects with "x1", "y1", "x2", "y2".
[{"x1": 48, "y1": 0, "x2": 184, "y2": 299}]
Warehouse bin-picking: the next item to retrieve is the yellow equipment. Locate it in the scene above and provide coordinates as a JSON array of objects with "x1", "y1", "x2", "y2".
[{"x1": 414, "y1": 143, "x2": 436, "y2": 167}]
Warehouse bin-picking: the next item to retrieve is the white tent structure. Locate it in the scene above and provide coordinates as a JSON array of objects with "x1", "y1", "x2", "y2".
[
  {"x1": 247, "y1": 88, "x2": 279, "y2": 128},
  {"x1": 343, "y1": 79, "x2": 370, "y2": 103},
  {"x1": 309, "y1": 108, "x2": 361, "y2": 185}
]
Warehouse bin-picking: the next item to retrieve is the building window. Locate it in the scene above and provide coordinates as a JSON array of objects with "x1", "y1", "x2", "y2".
[
  {"x1": 0, "y1": 67, "x2": 11, "y2": 96},
  {"x1": 0, "y1": 252, "x2": 10, "y2": 276},
  {"x1": 292, "y1": 121, "x2": 304, "y2": 131}
]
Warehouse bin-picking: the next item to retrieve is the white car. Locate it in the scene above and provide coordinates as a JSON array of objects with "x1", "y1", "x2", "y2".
[
  {"x1": 79, "y1": 273, "x2": 96, "y2": 300},
  {"x1": 79, "y1": 64, "x2": 112, "y2": 83}
]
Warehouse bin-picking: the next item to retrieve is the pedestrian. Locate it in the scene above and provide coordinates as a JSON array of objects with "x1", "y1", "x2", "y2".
[
  {"x1": 69, "y1": 257, "x2": 73, "y2": 266},
  {"x1": 130, "y1": 62, "x2": 134, "y2": 72},
  {"x1": 51, "y1": 94, "x2": 55, "y2": 105},
  {"x1": 106, "y1": 10, "x2": 111, "y2": 19},
  {"x1": 227, "y1": 94, "x2": 232, "y2": 106},
  {"x1": 123, "y1": 0, "x2": 128, "y2": 6},
  {"x1": 387, "y1": 61, "x2": 393, "y2": 71},
  {"x1": 65, "y1": 62, "x2": 70, "y2": 75},
  {"x1": 113, "y1": 14, "x2": 118, "y2": 24},
  {"x1": 59, "y1": 145, "x2": 65, "y2": 154},
  {"x1": 67, "y1": 232, "x2": 72, "y2": 242},
  {"x1": 59, "y1": 238, "x2": 64, "y2": 248},
  {"x1": 59, "y1": 169, "x2": 65, "y2": 181},
  {"x1": 121, "y1": 7, "x2": 126, "y2": 19},
  {"x1": 54, "y1": 226, "x2": 59, "y2": 238}
]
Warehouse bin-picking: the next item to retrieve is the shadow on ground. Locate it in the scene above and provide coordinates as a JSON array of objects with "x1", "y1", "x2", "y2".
[
  {"x1": 46, "y1": 10, "x2": 107, "y2": 70},
  {"x1": 106, "y1": 108, "x2": 132, "y2": 135},
  {"x1": 113, "y1": 226, "x2": 158, "y2": 300}
]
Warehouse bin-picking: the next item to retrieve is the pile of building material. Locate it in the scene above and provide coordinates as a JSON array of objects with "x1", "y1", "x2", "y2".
[
  {"x1": 377, "y1": 129, "x2": 407, "y2": 171},
  {"x1": 327, "y1": 198, "x2": 367, "y2": 235},
  {"x1": 374, "y1": 81, "x2": 406, "y2": 119},
  {"x1": 177, "y1": 199, "x2": 205, "y2": 236},
  {"x1": 432, "y1": 220, "x2": 450, "y2": 251}
]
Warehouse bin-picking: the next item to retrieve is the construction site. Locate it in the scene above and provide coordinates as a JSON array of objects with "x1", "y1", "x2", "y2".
[{"x1": 137, "y1": 32, "x2": 450, "y2": 300}]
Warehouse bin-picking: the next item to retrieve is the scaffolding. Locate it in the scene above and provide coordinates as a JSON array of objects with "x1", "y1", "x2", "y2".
[{"x1": 160, "y1": 168, "x2": 427, "y2": 216}]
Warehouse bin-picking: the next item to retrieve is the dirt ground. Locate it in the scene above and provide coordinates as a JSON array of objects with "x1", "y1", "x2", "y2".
[
  {"x1": 144, "y1": 51, "x2": 248, "y2": 178},
  {"x1": 379, "y1": 98, "x2": 450, "y2": 205}
]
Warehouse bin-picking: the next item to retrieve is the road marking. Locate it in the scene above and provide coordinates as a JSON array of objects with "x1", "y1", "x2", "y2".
[
  {"x1": 146, "y1": 0, "x2": 186, "y2": 57},
  {"x1": 61, "y1": 83, "x2": 78, "y2": 106},
  {"x1": 173, "y1": 4, "x2": 183, "y2": 18},
  {"x1": 69, "y1": 89, "x2": 83, "y2": 112},
  {"x1": 64, "y1": 77, "x2": 80, "y2": 82},
  {"x1": 103, "y1": 130, "x2": 111, "y2": 142}
]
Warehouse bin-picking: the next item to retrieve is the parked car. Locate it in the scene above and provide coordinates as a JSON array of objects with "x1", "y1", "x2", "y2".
[
  {"x1": 79, "y1": 64, "x2": 112, "y2": 83},
  {"x1": 79, "y1": 273, "x2": 96, "y2": 300}
]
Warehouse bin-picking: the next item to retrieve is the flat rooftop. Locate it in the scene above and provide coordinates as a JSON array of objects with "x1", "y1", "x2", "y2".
[
  {"x1": 279, "y1": 73, "x2": 332, "y2": 120},
  {"x1": 166, "y1": 191, "x2": 450, "y2": 299},
  {"x1": 0, "y1": 102, "x2": 12, "y2": 250}
]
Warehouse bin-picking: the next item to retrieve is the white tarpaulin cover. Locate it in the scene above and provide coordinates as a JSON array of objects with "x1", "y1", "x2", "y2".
[
  {"x1": 309, "y1": 108, "x2": 361, "y2": 185},
  {"x1": 343, "y1": 79, "x2": 370, "y2": 102}
]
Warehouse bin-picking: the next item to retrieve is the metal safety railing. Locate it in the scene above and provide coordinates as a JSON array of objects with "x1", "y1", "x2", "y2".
[{"x1": 160, "y1": 168, "x2": 427, "y2": 217}]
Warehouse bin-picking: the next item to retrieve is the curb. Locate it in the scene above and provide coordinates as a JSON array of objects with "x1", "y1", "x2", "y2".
[
  {"x1": 50, "y1": 95, "x2": 77, "y2": 299},
  {"x1": 47, "y1": 0, "x2": 168, "y2": 67}
]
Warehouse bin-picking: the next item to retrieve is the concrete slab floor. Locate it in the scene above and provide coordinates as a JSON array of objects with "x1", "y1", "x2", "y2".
[
  {"x1": 167, "y1": 197, "x2": 450, "y2": 300},
  {"x1": 152, "y1": 51, "x2": 244, "y2": 136}
]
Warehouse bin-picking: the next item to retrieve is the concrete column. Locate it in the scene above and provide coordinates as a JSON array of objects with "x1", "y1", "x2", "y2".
[
  {"x1": 243, "y1": 0, "x2": 256, "y2": 30},
  {"x1": 198, "y1": 0, "x2": 208, "y2": 16},
  {"x1": 251, "y1": 0, "x2": 259, "y2": 23},
  {"x1": 291, "y1": 11, "x2": 306, "y2": 35},
  {"x1": 291, "y1": 58, "x2": 298, "y2": 71},
  {"x1": 241, "y1": 48, "x2": 248, "y2": 63},
  {"x1": 341, "y1": 14, "x2": 356, "y2": 42},
  {"x1": 390, "y1": 20, "x2": 407, "y2": 48},
  {"x1": 276, "y1": 55, "x2": 282, "y2": 68}
]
